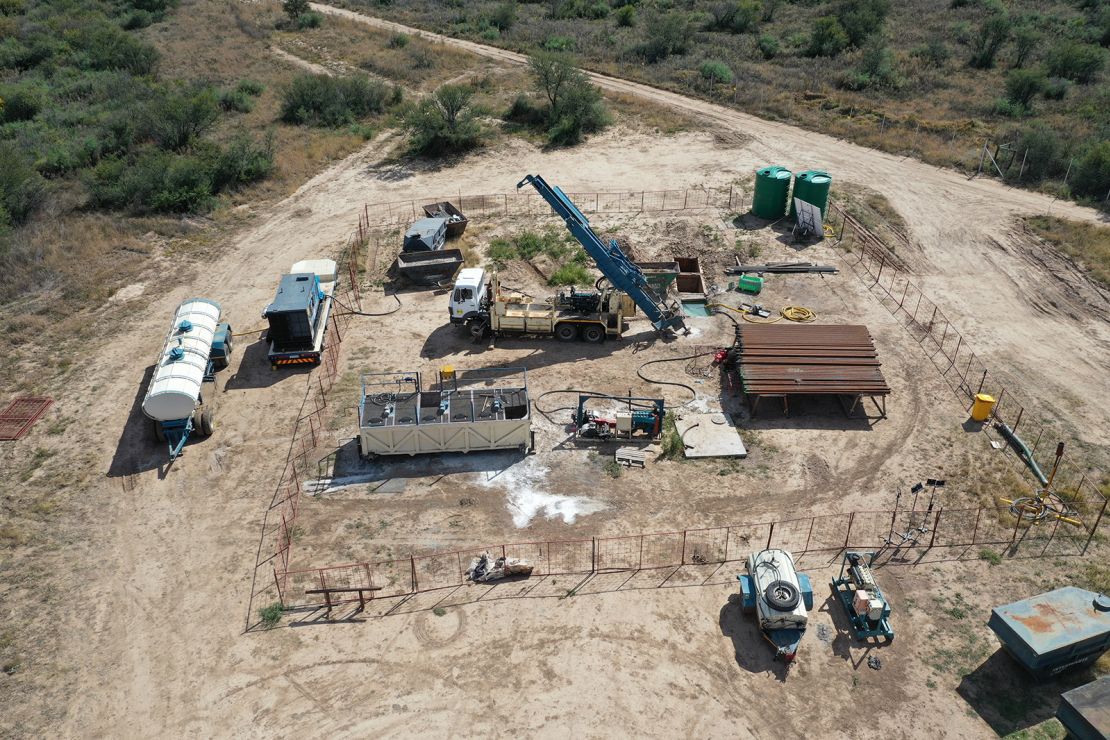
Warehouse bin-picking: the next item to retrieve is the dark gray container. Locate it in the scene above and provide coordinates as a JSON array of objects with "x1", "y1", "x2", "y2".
[
  {"x1": 1056, "y1": 676, "x2": 1109, "y2": 740},
  {"x1": 403, "y1": 217, "x2": 448, "y2": 253}
]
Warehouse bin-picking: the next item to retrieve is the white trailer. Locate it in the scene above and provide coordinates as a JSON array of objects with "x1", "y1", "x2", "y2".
[{"x1": 357, "y1": 368, "x2": 532, "y2": 457}]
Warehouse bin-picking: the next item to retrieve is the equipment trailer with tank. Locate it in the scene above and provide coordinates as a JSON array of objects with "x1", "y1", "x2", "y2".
[{"x1": 142, "y1": 298, "x2": 233, "y2": 461}]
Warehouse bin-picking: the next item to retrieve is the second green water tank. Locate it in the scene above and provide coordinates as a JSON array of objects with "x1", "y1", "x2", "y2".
[
  {"x1": 751, "y1": 166, "x2": 792, "y2": 219},
  {"x1": 789, "y1": 170, "x2": 832, "y2": 220}
]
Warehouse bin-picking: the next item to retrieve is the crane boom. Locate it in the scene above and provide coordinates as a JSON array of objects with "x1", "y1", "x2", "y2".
[{"x1": 517, "y1": 174, "x2": 687, "y2": 334}]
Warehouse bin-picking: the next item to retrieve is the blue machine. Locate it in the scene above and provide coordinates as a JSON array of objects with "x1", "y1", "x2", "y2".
[
  {"x1": 831, "y1": 551, "x2": 894, "y2": 642},
  {"x1": 517, "y1": 175, "x2": 688, "y2": 334},
  {"x1": 574, "y1": 394, "x2": 664, "y2": 440},
  {"x1": 989, "y1": 587, "x2": 1110, "y2": 680}
]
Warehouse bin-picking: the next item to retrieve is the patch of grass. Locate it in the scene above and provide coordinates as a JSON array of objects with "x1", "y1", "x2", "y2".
[
  {"x1": 548, "y1": 263, "x2": 592, "y2": 286},
  {"x1": 978, "y1": 548, "x2": 1002, "y2": 566},
  {"x1": 487, "y1": 228, "x2": 582, "y2": 269},
  {"x1": 659, "y1": 412, "x2": 685, "y2": 461},
  {"x1": 433, "y1": 606, "x2": 447, "y2": 616},
  {"x1": 1077, "y1": 562, "x2": 1110, "y2": 594},
  {"x1": 1002, "y1": 719, "x2": 1067, "y2": 740},
  {"x1": 1025, "y1": 216, "x2": 1110, "y2": 289},
  {"x1": 258, "y1": 602, "x2": 283, "y2": 628},
  {"x1": 601, "y1": 458, "x2": 623, "y2": 479}
]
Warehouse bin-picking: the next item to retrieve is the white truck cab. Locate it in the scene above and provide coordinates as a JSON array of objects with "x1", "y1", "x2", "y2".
[{"x1": 449, "y1": 267, "x2": 488, "y2": 325}]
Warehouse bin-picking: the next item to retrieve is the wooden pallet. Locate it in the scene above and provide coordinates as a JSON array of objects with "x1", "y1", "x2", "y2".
[{"x1": 615, "y1": 447, "x2": 647, "y2": 468}]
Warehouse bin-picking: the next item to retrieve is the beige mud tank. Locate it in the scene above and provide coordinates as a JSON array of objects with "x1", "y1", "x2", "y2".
[{"x1": 357, "y1": 367, "x2": 532, "y2": 457}]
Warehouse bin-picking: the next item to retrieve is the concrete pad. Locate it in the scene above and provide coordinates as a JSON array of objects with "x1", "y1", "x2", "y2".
[{"x1": 675, "y1": 413, "x2": 747, "y2": 458}]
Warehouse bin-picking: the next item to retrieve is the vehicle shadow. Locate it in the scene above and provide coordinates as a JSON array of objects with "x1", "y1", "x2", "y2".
[
  {"x1": 224, "y1": 339, "x2": 313, "y2": 391},
  {"x1": 419, "y1": 322, "x2": 663, "y2": 364},
  {"x1": 957, "y1": 649, "x2": 1095, "y2": 735},
  {"x1": 718, "y1": 594, "x2": 790, "y2": 681},
  {"x1": 731, "y1": 394, "x2": 880, "y2": 432}
]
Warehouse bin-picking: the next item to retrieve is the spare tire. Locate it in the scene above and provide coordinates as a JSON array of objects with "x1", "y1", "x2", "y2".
[{"x1": 764, "y1": 580, "x2": 800, "y2": 611}]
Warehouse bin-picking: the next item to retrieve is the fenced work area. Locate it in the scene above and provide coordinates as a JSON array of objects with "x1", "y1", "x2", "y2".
[{"x1": 275, "y1": 502, "x2": 1104, "y2": 612}]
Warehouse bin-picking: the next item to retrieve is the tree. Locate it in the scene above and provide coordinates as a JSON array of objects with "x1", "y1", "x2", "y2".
[
  {"x1": 707, "y1": 1, "x2": 760, "y2": 34},
  {"x1": 762, "y1": 0, "x2": 782, "y2": 22},
  {"x1": 526, "y1": 52, "x2": 609, "y2": 144},
  {"x1": 282, "y1": 0, "x2": 309, "y2": 22},
  {"x1": 1005, "y1": 68, "x2": 1046, "y2": 111},
  {"x1": 640, "y1": 11, "x2": 695, "y2": 62},
  {"x1": 807, "y1": 16, "x2": 849, "y2": 57},
  {"x1": 836, "y1": 0, "x2": 889, "y2": 48},
  {"x1": 404, "y1": 84, "x2": 483, "y2": 155},
  {"x1": 1011, "y1": 26, "x2": 1038, "y2": 69},
  {"x1": 0, "y1": 142, "x2": 45, "y2": 226},
  {"x1": 1071, "y1": 141, "x2": 1110, "y2": 199},
  {"x1": 144, "y1": 85, "x2": 220, "y2": 151},
  {"x1": 969, "y1": 13, "x2": 1011, "y2": 69},
  {"x1": 530, "y1": 52, "x2": 578, "y2": 115},
  {"x1": 1045, "y1": 41, "x2": 1106, "y2": 84}
]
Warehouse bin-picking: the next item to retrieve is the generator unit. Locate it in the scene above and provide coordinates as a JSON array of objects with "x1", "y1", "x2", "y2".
[
  {"x1": 574, "y1": 395, "x2": 664, "y2": 440},
  {"x1": 263, "y1": 259, "x2": 337, "y2": 368},
  {"x1": 831, "y1": 551, "x2": 894, "y2": 642}
]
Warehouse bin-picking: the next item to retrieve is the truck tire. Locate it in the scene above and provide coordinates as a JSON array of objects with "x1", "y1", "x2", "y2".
[
  {"x1": 582, "y1": 325, "x2": 604, "y2": 343},
  {"x1": 153, "y1": 420, "x2": 166, "y2": 443},
  {"x1": 201, "y1": 407, "x2": 214, "y2": 436},
  {"x1": 764, "y1": 580, "x2": 800, "y2": 611},
  {"x1": 468, "y1": 319, "x2": 487, "y2": 340},
  {"x1": 555, "y1": 323, "x2": 578, "y2": 342}
]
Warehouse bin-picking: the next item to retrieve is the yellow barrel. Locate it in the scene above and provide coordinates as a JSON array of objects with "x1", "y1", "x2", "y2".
[{"x1": 970, "y1": 393, "x2": 996, "y2": 422}]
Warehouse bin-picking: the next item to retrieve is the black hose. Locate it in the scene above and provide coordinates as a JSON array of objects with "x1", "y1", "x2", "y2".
[
  {"x1": 334, "y1": 293, "x2": 402, "y2": 317},
  {"x1": 533, "y1": 389, "x2": 660, "y2": 415},
  {"x1": 636, "y1": 352, "x2": 715, "y2": 399}
]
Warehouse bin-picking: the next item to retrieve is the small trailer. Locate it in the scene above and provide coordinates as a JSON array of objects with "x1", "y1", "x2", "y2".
[
  {"x1": 357, "y1": 367, "x2": 532, "y2": 457},
  {"x1": 737, "y1": 549, "x2": 813, "y2": 662},
  {"x1": 142, "y1": 298, "x2": 233, "y2": 460},
  {"x1": 264, "y1": 259, "x2": 337, "y2": 369},
  {"x1": 422, "y1": 201, "x2": 469, "y2": 239}
]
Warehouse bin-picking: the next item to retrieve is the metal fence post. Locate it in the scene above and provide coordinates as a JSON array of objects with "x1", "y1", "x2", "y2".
[
  {"x1": 765, "y1": 523, "x2": 774, "y2": 550},
  {"x1": 928, "y1": 510, "x2": 941, "y2": 548},
  {"x1": 971, "y1": 507, "x2": 982, "y2": 545},
  {"x1": 411, "y1": 556, "x2": 418, "y2": 592},
  {"x1": 843, "y1": 512, "x2": 854, "y2": 548},
  {"x1": 1084, "y1": 496, "x2": 1108, "y2": 555}
]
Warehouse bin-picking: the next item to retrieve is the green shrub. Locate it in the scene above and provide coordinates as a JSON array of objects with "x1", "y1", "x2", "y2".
[
  {"x1": 387, "y1": 33, "x2": 409, "y2": 48},
  {"x1": 706, "y1": 1, "x2": 760, "y2": 34},
  {"x1": 121, "y1": 10, "x2": 154, "y2": 30},
  {"x1": 1014, "y1": 124, "x2": 1063, "y2": 181},
  {"x1": 836, "y1": 0, "x2": 889, "y2": 48},
  {"x1": 978, "y1": 548, "x2": 1002, "y2": 566},
  {"x1": 969, "y1": 12, "x2": 1011, "y2": 69},
  {"x1": 614, "y1": 4, "x2": 635, "y2": 27},
  {"x1": 1071, "y1": 141, "x2": 1110, "y2": 200},
  {"x1": 912, "y1": 38, "x2": 949, "y2": 68},
  {"x1": 548, "y1": 262, "x2": 592, "y2": 285},
  {"x1": 487, "y1": 1, "x2": 516, "y2": 31},
  {"x1": 236, "y1": 79, "x2": 264, "y2": 96},
  {"x1": 210, "y1": 131, "x2": 274, "y2": 190},
  {"x1": 1043, "y1": 77, "x2": 1068, "y2": 100},
  {"x1": 218, "y1": 88, "x2": 254, "y2": 113},
  {"x1": 0, "y1": 143, "x2": 46, "y2": 226},
  {"x1": 699, "y1": 59, "x2": 734, "y2": 84},
  {"x1": 550, "y1": 0, "x2": 608, "y2": 20},
  {"x1": 282, "y1": 0, "x2": 308, "y2": 22},
  {"x1": 73, "y1": 24, "x2": 159, "y2": 75},
  {"x1": 0, "y1": 82, "x2": 44, "y2": 122},
  {"x1": 659, "y1": 412, "x2": 684, "y2": 460},
  {"x1": 280, "y1": 74, "x2": 397, "y2": 127},
  {"x1": 543, "y1": 36, "x2": 576, "y2": 52},
  {"x1": 1004, "y1": 67, "x2": 1046, "y2": 111},
  {"x1": 757, "y1": 34, "x2": 779, "y2": 59},
  {"x1": 258, "y1": 602, "x2": 283, "y2": 628},
  {"x1": 639, "y1": 11, "x2": 695, "y2": 62},
  {"x1": 403, "y1": 84, "x2": 483, "y2": 156},
  {"x1": 1011, "y1": 26, "x2": 1037, "y2": 69},
  {"x1": 807, "y1": 16, "x2": 849, "y2": 57},
  {"x1": 143, "y1": 85, "x2": 220, "y2": 150},
  {"x1": 296, "y1": 12, "x2": 322, "y2": 29},
  {"x1": 1045, "y1": 41, "x2": 1105, "y2": 84},
  {"x1": 527, "y1": 52, "x2": 609, "y2": 144},
  {"x1": 842, "y1": 42, "x2": 902, "y2": 89},
  {"x1": 504, "y1": 93, "x2": 547, "y2": 126}
]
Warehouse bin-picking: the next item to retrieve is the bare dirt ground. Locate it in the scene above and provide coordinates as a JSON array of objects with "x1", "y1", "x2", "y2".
[{"x1": 2, "y1": 14, "x2": 1109, "y2": 739}]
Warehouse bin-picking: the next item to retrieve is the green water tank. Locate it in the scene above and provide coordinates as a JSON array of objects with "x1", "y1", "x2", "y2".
[
  {"x1": 737, "y1": 274, "x2": 764, "y2": 295},
  {"x1": 751, "y1": 166, "x2": 792, "y2": 219},
  {"x1": 789, "y1": 170, "x2": 832, "y2": 220}
]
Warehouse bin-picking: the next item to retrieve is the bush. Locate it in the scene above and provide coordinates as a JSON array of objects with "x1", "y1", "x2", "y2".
[
  {"x1": 0, "y1": 82, "x2": 43, "y2": 122},
  {"x1": 121, "y1": 10, "x2": 154, "y2": 30},
  {"x1": 699, "y1": 59, "x2": 734, "y2": 84},
  {"x1": 1014, "y1": 124, "x2": 1063, "y2": 181},
  {"x1": 236, "y1": 79, "x2": 264, "y2": 96},
  {"x1": 614, "y1": 4, "x2": 635, "y2": 27},
  {"x1": 387, "y1": 33, "x2": 409, "y2": 48},
  {"x1": 550, "y1": 0, "x2": 608, "y2": 20},
  {"x1": 527, "y1": 52, "x2": 609, "y2": 145},
  {"x1": 548, "y1": 263, "x2": 591, "y2": 285},
  {"x1": 1004, "y1": 67, "x2": 1046, "y2": 111},
  {"x1": 969, "y1": 13, "x2": 1011, "y2": 69},
  {"x1": 403, "y1": 84, "x2": 483, "y2": 156},
  {"x1": 543, "y1": 35, "x2": 576, "y2": 52},
  {"x1": 73, "y1": 24, "x2": 159, "y2": 75},
  {"x1": 0, "y1": 143, "x2": 46, "y2": 226},
  {"x1": 842, "y1": 42, "x2": 901, "y2": 89},
  {"x1": 218, "y1": 88, "x2": 254, "y2": 113},
  {"x1": 639, "y1": 11, "x2": 695, "y2": 62},
  {"x1": 280, "y1": 74, "x2": 397, "y2": 126},
  {"x1": 487, "y1": 2, "x2": 516, "y2": 31},
  {"x1": 210, "y1": 132, "x2": 274, "y2": 190},
  {"x1": 912, "y1": 38, "x2": 949, "y2": 68},
  {"x1": 504, "y1": 93, "x2": 547, "y2": 126},
  {"x1": 296, "y1": 11, "x2": 322, "y2": 29},
  {"x1": 1044, "y1": 41, "x2": 1105, "y2": 84},
  {"x1": 1011, "y1": 26, "x2": 1037, "y2": 69},
  {"x1": 1071, "y1": 141, "x2": 1110, "y2": 199},
  {"x1": 706, "y1": 1, "x2": 760, "y2": 34},
  {"x1": 836, "y1": 0, "x2": 889, "y2": 48},
  {"x1": 282, "y1": 0, "x2": 308, "y2": 22},
  {"x1": 143, "y1": 85, "x2": 220, "y2": 150},
  {"x1": 757, "y1": 34, "x2": 779, "y2": 59},
  {"x1": 1043, "y1": 77, "x2": 1068, "y2": 100},
  {"x1": 807, "y1": 16, "x2": 849, "y2": 57},
  {"x1": 258, "y1": 602, "x2": 283, "y2": 629}
]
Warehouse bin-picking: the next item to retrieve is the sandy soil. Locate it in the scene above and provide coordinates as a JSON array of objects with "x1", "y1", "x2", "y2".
[{"x1": 2, "y1": 19, "x2": 1108, "y2": 740}]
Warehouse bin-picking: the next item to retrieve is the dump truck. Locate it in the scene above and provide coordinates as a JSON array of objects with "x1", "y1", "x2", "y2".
[
  {"x1": 448, "y1": 174, "x2": 687, "y2": 341},
  {"x1": 263, "y1": 259, "x2": 337, "y2": 369},
  {"x1": 143, "y1": 298, "x2": 233, "y2": 460}
]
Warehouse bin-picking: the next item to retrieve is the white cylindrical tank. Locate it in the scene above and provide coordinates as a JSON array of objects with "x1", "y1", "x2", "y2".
[{"x1": 142, "y1": 298, "x2": 222, "y2": 422}]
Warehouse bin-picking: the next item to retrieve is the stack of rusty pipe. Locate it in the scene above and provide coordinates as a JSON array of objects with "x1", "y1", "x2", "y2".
[{"x1": 736, "y1": 324, "x2": 890, "y2": 397}]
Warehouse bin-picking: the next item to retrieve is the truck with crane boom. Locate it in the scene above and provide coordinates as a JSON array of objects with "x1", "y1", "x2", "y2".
[{"x1": 448, "y1": 175, "x2": 687, "y2": 342}]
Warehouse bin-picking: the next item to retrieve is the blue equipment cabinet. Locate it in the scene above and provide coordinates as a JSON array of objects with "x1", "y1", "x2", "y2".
[
  {"x1": 988, "y1": 587, "x2": 1110, "y2": 680},
  {"x1": 831, "y1": 551, "x2": 894, "y2": 642}
]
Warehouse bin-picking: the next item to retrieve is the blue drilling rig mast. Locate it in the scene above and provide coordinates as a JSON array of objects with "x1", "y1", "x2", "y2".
[{"x1": 517, "y1": 174, "x2": 688, "y2": 334}]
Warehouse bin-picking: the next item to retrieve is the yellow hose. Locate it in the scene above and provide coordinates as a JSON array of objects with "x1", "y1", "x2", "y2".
[
  {"x1": 232, "y1": 325, "x2": 269, "y2": 337},
  {"x1": 781, "y1": 306, "x2": 817, "y2": 322}
]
